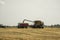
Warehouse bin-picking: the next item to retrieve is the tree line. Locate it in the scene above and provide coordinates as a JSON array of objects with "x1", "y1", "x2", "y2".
[{"x1": 0, "y1": 24, "x2": 60, "y2": 28}]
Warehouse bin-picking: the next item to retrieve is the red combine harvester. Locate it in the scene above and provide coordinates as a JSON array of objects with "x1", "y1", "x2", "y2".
[{"x1": 18, "y1": 19, "x2": 44, "y2": 28}]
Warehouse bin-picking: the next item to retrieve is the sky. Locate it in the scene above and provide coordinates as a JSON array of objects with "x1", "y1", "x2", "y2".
[{"x1": 0, "y1": 0, "x2": 60, "y2": 26}]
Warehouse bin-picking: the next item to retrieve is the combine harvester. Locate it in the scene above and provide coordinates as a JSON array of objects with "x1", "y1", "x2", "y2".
[{"x1": 18, "y1": 19, "x2": 44, "y2": 28}]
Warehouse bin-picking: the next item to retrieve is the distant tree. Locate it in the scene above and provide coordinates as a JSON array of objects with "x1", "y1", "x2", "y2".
[{"x1": 0, "y1": 24, "x2": 5, "y2": 28}]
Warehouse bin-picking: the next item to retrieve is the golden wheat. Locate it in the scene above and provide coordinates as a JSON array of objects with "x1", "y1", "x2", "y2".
[{"x1": 0, "y1": 28, "x2": 60, "y2": 40}]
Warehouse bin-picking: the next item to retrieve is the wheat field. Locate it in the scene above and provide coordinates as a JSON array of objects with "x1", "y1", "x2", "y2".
[{"x1": 0, "y1": 28, "x2": 60, "y2": 40}]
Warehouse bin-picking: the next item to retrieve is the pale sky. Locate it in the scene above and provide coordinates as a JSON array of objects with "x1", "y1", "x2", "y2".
[{"x1": 0, "y1": 0, "x2": 60, "y2": 26}]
